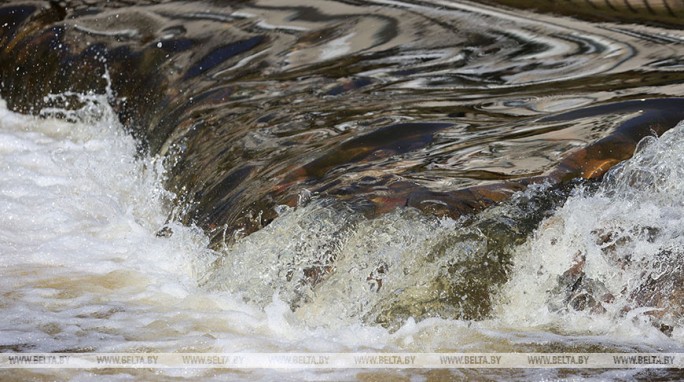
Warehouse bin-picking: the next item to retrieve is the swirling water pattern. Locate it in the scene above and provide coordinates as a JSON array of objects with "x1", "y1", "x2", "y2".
[
  {"x1": 2, "y1": 0, "x2": 683, "y2": 240},
  {"x1": 1, "y1": 0, "x2": 684, "y2": 380}
]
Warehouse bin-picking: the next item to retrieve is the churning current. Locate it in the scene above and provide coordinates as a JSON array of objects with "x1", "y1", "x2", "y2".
[{"x1": 1, "y1": 0, "x2": 684, "y2": 380}]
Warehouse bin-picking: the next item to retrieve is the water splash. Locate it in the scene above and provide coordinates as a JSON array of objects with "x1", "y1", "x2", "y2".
[
  {"x1": 0, "y1": 95, "x2": 218, "y2": 353},
  {"x1": 499, "y1": 121, "x2": 684, "y2": 339},
  {"x1": 204, "y1": 180, "x2": 571, "y2": 330}
]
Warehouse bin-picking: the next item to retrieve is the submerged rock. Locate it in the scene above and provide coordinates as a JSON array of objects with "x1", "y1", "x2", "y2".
[{"x1": 549, "y1": 228, "x2": 684, "y2": 336}]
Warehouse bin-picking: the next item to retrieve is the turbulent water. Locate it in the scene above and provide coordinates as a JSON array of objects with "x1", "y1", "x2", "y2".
[{"x1": 1, "y1": 0, "x2": 684, "y2": 380}]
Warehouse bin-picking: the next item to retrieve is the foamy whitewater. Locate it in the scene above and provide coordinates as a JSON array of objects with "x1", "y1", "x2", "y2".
[{"x1": 1, "y1": 93, "x2": 683, "y2": 380}]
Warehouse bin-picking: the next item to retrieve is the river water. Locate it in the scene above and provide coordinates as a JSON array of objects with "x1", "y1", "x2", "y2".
[{"x1": 1, "y1": 0, "x2": 684, "y2": 380}]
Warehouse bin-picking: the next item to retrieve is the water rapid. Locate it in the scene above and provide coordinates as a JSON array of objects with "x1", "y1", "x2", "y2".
[{"x1": 1, "y1": 0, "x2": 684, "y2": 380}]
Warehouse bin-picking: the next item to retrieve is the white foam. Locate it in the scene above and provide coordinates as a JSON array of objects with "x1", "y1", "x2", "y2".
[
  {"x1": 498, "y1": 121, "x2": 684, "y2": 347},
  {"x1": 0, "y1": 96, "x2": 420, "y2": 365},
  {"x1": 0, "y1": 95, "x2": 220, "y2": 353}
]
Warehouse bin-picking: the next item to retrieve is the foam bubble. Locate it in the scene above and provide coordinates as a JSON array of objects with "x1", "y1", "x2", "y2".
[
  {"x1": 498, "y1": 121, "x2": 684, "y2": 346},
  {"x1": 0, "y1": 95, "x2": 220, "y2": 353}
]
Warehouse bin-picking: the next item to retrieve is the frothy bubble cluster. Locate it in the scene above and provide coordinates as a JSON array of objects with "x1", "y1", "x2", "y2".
[{"x1": 499, "y1": 122, "x2": 684, "y2": 345}]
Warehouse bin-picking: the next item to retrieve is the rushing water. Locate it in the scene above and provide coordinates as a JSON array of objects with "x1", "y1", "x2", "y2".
[{"x1": 1, "y1": 0, "x2": 684, "y2": 380}]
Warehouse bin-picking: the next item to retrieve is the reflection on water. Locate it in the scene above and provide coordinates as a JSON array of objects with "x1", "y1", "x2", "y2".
[
  {"x1": 3, "y1": 0, "x2": 684, "y2": 242},
  {"x1": 1, "y1": 0, "x2": 684, "y2": 379}
]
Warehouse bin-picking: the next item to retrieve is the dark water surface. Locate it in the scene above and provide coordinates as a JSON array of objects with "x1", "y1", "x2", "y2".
[
  {"x1": 3, "y1": 0, "x2": 684, "y2": 241},
  {"x1": 2, "y1": 0, "x2": 684, "y2": 379}
]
